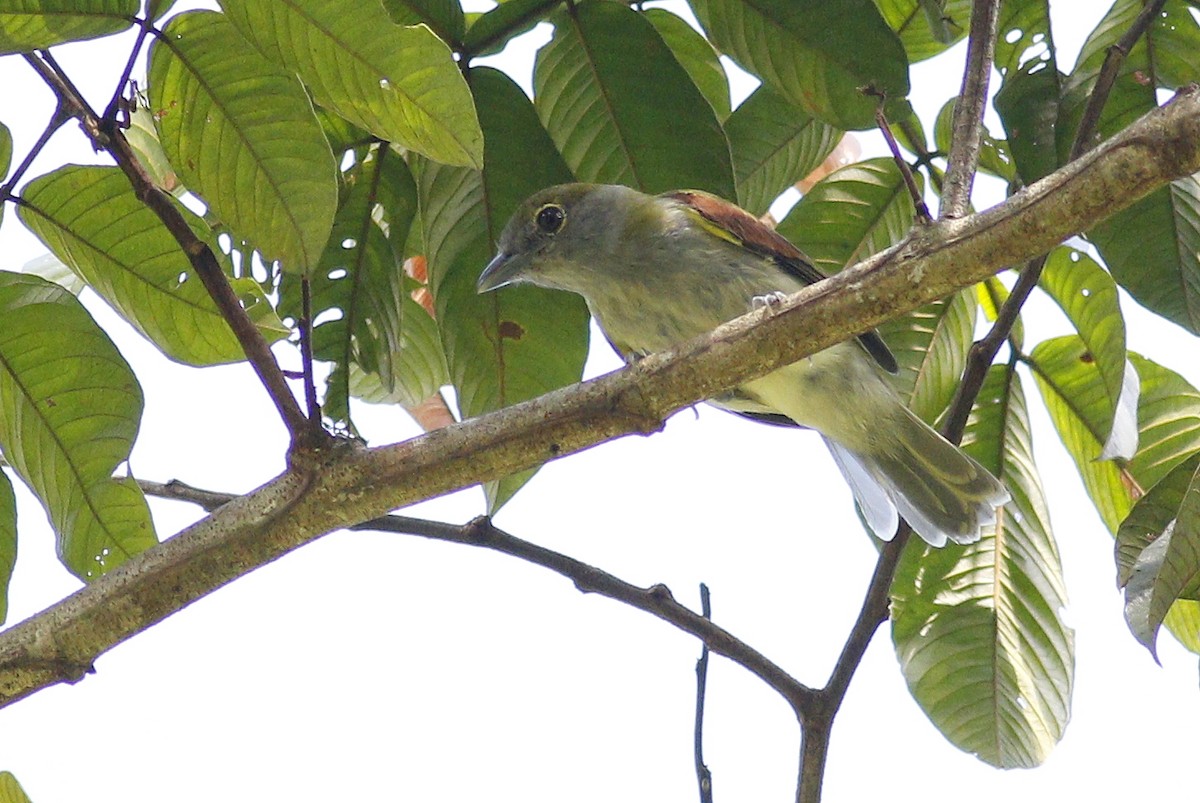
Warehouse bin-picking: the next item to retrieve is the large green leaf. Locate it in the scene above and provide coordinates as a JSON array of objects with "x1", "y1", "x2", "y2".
[
  {"x1": 1038, "y1": 245, "x2": 1134, "y2": 458},
  {"x1": 0, "y1": 271, "x2": 157, "y2": 580},
  {"x1": 219, "y1": 0, "x2": 483, "y2": 168},
  {"x1": 417, "y1": 67, "x2": 588, "y2": 512},
  {"x1": 776, "y1": 157, "x2": 919, "y2": 270},
  {"x1": 0, "y1": 0, "x2": 134, "y2": 54},
  {"x1": 689, "y1": 0, "x2": 910, "y2": 129},
  {"x1": 0, "y1": 470, "x2": 15, "y2": 624},
  {"x1": 880, "y1": 290, "x2": 976, "y2": 424},
  {"x1": 535, "y1": 1, "x2": 734, "y2": 197},
  {"x1": 149, "y1": 11, "x2": 337, "y2": 273},
  {"x1": 873, "y1": 0, "x2": 970, "y2": 62},
  {"x1": 892, "y1": 366, "x2": 1072, "y2": 768},
  {"x1": 1089, "y1": 177, "x2": 1200, "y2": 335},
  {"x1": 1117, "y1": 454, "x2": 1200, "y2": 656},
  {"x1": 1031, "y1": 343, "x2": 1200, "y2": 533},
  {"x1": 726, "y1": 84, "x2": 841, "y2": 217},
  {"x1": 994, "y1": 61, "x2": 1062, "y2": 186},
  {"x1": 18, "y1": 165, "x2": 286, "y2": 366},
  {"x1": 644, "y1": 7, "x2": 731, "y2": 122}
]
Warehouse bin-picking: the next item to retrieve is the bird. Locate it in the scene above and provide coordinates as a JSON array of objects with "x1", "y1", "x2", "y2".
[{"x1": 476, "y1": 183, "x2": 1009, "y2": 547}]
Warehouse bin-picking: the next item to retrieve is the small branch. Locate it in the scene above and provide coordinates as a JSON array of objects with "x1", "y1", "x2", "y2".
[
  {"x1": 873, "y1": 104, "x2": 932, "y2": 222},
  {"x1": 21, "y1": 52, "x2": 317, "y2": 446},
  {"x1": 940, "y1": 0, "x2": 1001, "y2": 219},
  {"x1": 0, "y1": 100, "x2": 70, "y2": 201},
  {"x1": 694, "y1": 583, "x2": 713, "y2": 803},
  {"x1": 103, "y1": 15, "x2": 152, "y2": 125},
  {"x1": 1071, "y1": 0, "x2": 1169, "y2": 159}
]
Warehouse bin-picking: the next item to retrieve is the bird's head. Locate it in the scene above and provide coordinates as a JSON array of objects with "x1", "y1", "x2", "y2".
[{"x1": 477, "y1": 183, "x2": 636, "y2": 295}]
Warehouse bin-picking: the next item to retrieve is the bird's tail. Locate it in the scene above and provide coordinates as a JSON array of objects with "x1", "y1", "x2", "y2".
[{"x1": 823, "y1": 407, "x2": 1010, "y2": 547}]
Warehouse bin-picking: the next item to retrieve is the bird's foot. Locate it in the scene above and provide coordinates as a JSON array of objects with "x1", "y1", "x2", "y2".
[{"x1": 751, "y1": 291, "x2": 789, "y2": 313}]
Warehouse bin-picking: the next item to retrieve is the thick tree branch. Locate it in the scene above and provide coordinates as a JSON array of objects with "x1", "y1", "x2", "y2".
[
  {"x1": 1, "y1": 89, "x2": 1199, "y2": 707},
  {"x1": 21, "y1": 52, "x2": 317, "y2": 445}
]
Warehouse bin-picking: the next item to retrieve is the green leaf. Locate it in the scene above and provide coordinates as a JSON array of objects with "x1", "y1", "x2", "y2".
[
  {"x1": 0, "y1": 772, "x2": 32, "y2": 803},
  {"x1": 1117, "y1": 454, "x2": 1200, "y2": 657},
  {"x1": 690, "y1": 0, "x2": 910, "y2": 129},
  {"x1": 1038, "y1": 246, "x2": 1133, "y2": 457},
  {"x1": 123, "y1": 105, "x2": 186, "y2": 198},
  {"x1": 1031, "y1": 344, "x2": 1200, "y2": 533},
  {"x1": 776, "y1": 157, "x2": 919, "y2": 271},
  {"x1": 933, "y1": 97, "x2": 1014, "y2": 182},
  {"x1": 0, "y1": 470, "x2": 15, "y2": 624},
  {"x1": 1163, "y1": 600, "x2": 1200, "y2": 653},
  {"x1": 149, "y1": 10, "x2": 338, "y2": 273},
  {"x1": 0, "y1": 271, "x2": 157, "y2": 580},
  {"x1": 994, "y1": 60, "x2": 1062, "y2": 185},
  {"x1": 148, "y1": 0, "x2": 178, "y2": 21},
  {"x1": 18, "y1": 165, "x2": 287, "y2": 366},
  {"x1": 644, "y1": 7, "x2": 731, "y2": 122},
  {"x1": 994, "y1": 0, "x2": 1055, "y2": 78},
  {"x1": 873, "y1": 0, "x2": 970, "y2": 62},
  {"x1": 535, "y1": 1, "x2": 734, "y2": 197},
  {"x1": 880, "y1": 289, "x2": 976, "y2": 424},
  {"x1": 726, "y1": 84, "x2": 841, "y2": 217},
  {"x1": 219, "y1": 0, "x2": 483, "y2": 168},
  {"x1": 0, "y1": 119, "x2": 10, "y2": 228},
  {"x1": 382, "y1": 0, "x2": 465, "y2": 46},
  {"x1": 892, "y1": 365, "x2": 1072, "y2": 768},
  {"x1": 1089, "y1": 176, "x2": 1200, "y2": 335},
  {"x1": 0, "y1": 0, "x2": 135, "y2": 54},
  {"x1": 462, "y1": 0, "x2": 560, "y2": 58},
  {"x1": 417, "y1": 67, "x2": 588, "y2": 512}
]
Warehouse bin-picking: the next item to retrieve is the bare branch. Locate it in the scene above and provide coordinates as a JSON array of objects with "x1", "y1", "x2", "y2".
[
  {"x1": 940, "y1": 0, "x2": 1001, "y2": 219},
  {"x1": 694, "y1": 583, "x2": 714, "y2": 803},
  {"x1": 0, "y1": 89, "x2": 1199, "y2": 708}
]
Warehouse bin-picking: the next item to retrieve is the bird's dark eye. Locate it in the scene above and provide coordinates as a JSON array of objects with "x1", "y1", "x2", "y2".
[{"x1": 535, "y1": 203, "x2": 565, "y2": 234}]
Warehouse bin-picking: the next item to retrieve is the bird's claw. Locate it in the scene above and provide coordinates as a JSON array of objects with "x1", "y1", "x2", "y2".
[{"x1": 751, "y1": 291, "x2": 789, "y2": 313}]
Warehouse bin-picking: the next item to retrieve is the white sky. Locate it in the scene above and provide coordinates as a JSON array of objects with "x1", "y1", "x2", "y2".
[{"x1": 0, "y1": 2, "x2": 1197, "y2": 802}]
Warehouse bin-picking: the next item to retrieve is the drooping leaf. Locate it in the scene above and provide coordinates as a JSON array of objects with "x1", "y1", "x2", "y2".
[
  {"x1": 1117, "y1": 454, "x2": 1200, "y2": 656},
  {"x1": 690, "y1": 0, "x2": 910, "y2": 129},
  {"x1": 1038, "y1": 246, "x2": 1134, "y2": 458},
  {"x1": 644, "y1": 7, "x2": 731, "y2": 122},
  {"x1": 0, "y1": 271, "x2": 157, "y2": 580},
  {"x1": 726, "y1": 84, "x2": 841, "y2": 217},
  {"x1": 873, "y1": 0, "x2": 970, "y2": 62},
  {"x1": 382, "y1": 0, "x2": 466, "y2": 46},
  {"x1": 1031, "y1": 343, "x2": 1200, "y2": 533},
  {"x1": 219, "y1": 0, "x2": 483, "y2": 168},
  {"x1": 1089, "y1": 177, "x2": 1200, "y2": 336},
  {"x1": 535, "y1": 1, "x2": 734, "y2": 197},
  {"x1": 776, "y1": 157, "x2": 919, "y2": 270},
  {"x1": 0, "y1": 0, "x2": 135, "y2": 54},
  {"x1": 880, "y1": 290, "x2": 976, "y2": 424},
  {"x1": 0, "y1": 772, "x2": 32, "y2": 803},
  {"x1": 149, "y1": 10, "x2": 338, "y2": 273},
  {"x1": 18, "y1": 165, "x2": 287, "y2": 366},
  {"x1": 461, "y1": 0, "x2": 560, "y2": 58},
  {"x1": 0, "y1": 470, "x2": 15, "y2": 624},
  {"x1": 417, "y1": 67, "x2": 588, "y2": 512},
  {"x1": 892, "y1": 365, "x2": 1072, "y2": 768}
]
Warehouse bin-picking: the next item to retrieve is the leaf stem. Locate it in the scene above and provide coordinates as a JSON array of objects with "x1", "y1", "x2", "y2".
[{"x1": 694, "y1": 583, "x2": 714, "y2": 803}]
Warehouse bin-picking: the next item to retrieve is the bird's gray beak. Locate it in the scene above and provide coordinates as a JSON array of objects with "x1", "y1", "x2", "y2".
[{"x1": 477, "y1": 252, "x2": 520, "y2": 294}]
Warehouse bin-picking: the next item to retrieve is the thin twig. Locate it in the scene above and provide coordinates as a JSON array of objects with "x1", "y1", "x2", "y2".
[
  {"x1": 874, "y1": 104, "x2": 932, "y2": 222},
  {"x1": 940, "y1": 0, "x2": 1001, "y2": 219},
  {"x1": 694, "y1": 583, "x2": 713, "y2": 803},
  {"x1": 103, "y1": 14, "x2": 152, "y2": 125},
  {"x1": 0, "y1": 99, "x2": 70, "y2": 200},
  {"x1": 135, "y1": 478, "x2": 818, "y2": 713},
  {"x1": 1071, "y1": 0, "x2": 1169, "y2": 160},
  {"x1": 300, "y1": 276, "x2": 321, "y2": 422},
  {"x1": 22, "y1": 52, "x2": 318, "y2": 446}
]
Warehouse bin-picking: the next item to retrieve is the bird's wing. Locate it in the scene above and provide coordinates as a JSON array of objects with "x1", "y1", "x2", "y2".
[{"x1": 663, "y1": 190, "x2": 898, "y2": 375}]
